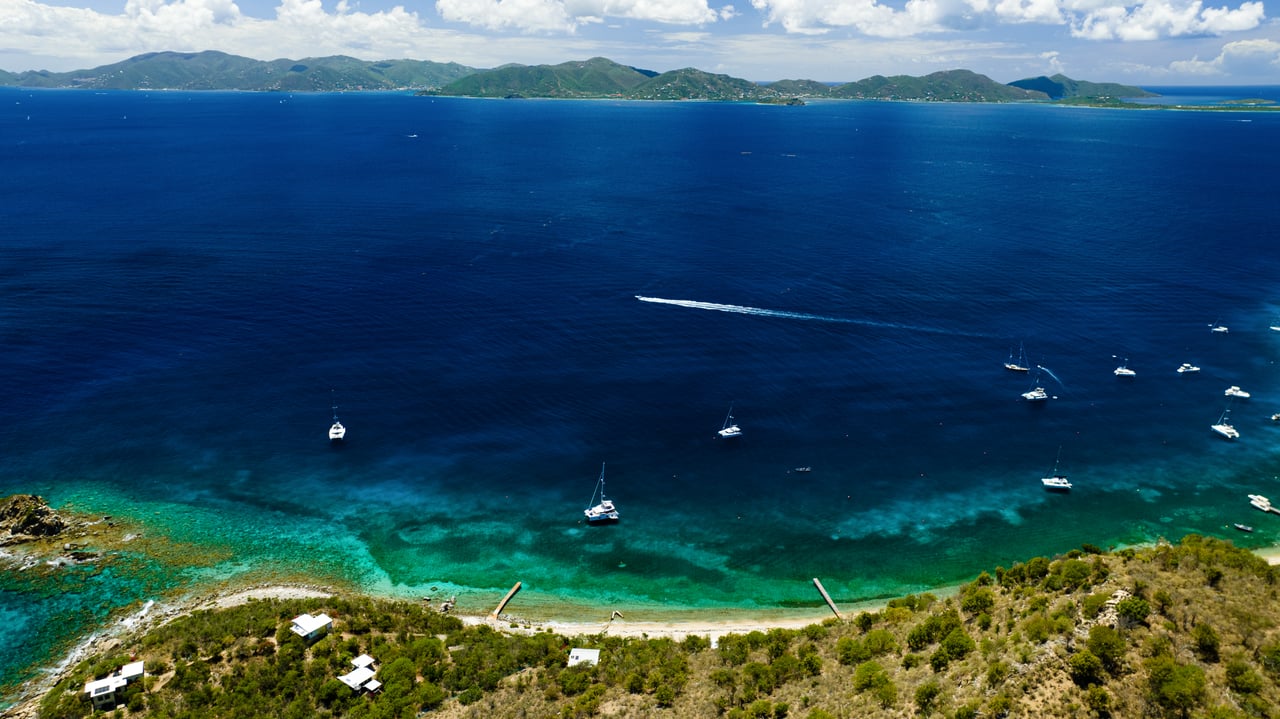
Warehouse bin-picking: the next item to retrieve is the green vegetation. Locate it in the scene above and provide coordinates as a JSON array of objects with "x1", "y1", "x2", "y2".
[
  {"x1": 1007, "y1": 73, "x2": 1154, "y2": 100},
  {"x1": 0, "y1": 51, "x2": 476, "y2": 91},
  {"x1": 27, "y1": 534, "x2": 1280, "y2": 718}
]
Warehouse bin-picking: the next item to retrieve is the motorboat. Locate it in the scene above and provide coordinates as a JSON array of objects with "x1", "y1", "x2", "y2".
[
  {"x1": 1176, "y1": 363, "x2": 1200, "y2": 374},
  {"x1": 1225, "y1": 386, "x2": 1251, "y2": 399}
]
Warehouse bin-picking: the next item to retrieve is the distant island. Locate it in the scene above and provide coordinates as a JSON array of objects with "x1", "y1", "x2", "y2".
[{"x1": 0, "y1": 50, "x2": 1157, "y2": 105}]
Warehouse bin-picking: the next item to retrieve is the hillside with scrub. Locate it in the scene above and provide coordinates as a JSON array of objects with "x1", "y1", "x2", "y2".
[{"x1": 27, "y1": 534, "x2": 1280, "y2": 719}]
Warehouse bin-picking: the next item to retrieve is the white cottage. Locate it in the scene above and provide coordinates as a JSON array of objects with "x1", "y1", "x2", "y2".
[
  {"x1": 289, "y1": 612, "x2": 333, "y2": 641},
  {"x1": 83, "y1": 660, "x2": 145, "y2": 710}
]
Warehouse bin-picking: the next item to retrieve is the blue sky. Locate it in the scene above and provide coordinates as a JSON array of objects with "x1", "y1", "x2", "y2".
[{"x1": 1, "y1": 0, "x2": 1277, "y2": 83}]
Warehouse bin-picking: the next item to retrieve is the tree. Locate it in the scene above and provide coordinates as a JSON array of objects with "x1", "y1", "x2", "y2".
[
  {"x1": 1116, "y1": 597, "x2": 1150, "y2": 627},
  {"x1": 1146, "y1": 655, "x2": 1206, "y2": 718},
  {"x1": 914, "y1": 680, "x2": 941, "y2": 715},
  {"x1": 1191, "y1": 623, "x2": 1220, "y2": 663},
  {"x1": 1087, "y1": 625, "x2": 1126, "y2": 674},
  {"x1": 1069, "y1": 649, "x2": 1105, "y2": 688}
]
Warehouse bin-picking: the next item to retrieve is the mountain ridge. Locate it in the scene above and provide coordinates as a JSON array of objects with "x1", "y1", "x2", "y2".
[{"x1": 0, "y1": 51, "x2": 1154, "y2": 102}]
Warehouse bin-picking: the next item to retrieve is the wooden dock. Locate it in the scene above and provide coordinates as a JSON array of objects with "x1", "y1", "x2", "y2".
[
  {"x1": 491, "y1": 581, "x2": 522, "y2": 619},
  {"x1": 813, "y1": 577, "x2": 842, "y2": 620}
]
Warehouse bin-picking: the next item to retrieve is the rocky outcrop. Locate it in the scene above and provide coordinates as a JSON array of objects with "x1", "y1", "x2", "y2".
[{"x1": 1, "y1": 494, "x2": 67, "y2": 545}]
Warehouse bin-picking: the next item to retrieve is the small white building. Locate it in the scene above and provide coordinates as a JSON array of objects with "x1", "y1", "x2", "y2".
[
  {"x1": 568, "y1": 648, "x2": 600, "y2": 667},
  {"x1": 83, "y1": 661, "x2": 145, "y2": 710},
  {"x1": 338, "y1": 654, "x2": 381, "y2": 692},
  {"x1": 290, "y1": 613, "x2": 333, "y2": 641}
]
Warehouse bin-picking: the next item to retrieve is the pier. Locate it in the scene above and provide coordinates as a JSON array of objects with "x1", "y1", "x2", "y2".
[
  {"x1": 813, "y1": 577, "x2": 842, "y2": 620},
  {"x1": 491, "y1": 581, "x2": 522, "y2": 619}
]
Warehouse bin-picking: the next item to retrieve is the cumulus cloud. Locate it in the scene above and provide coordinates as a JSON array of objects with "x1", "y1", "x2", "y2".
[
  {"x1": 1069, "y1": 0, "x2": 1264, "y2": 39},
  {"x1": 436, "y1": 0, "x2": 723, "y2": 31},
  {"x1": 747, "y1": 0, "x2": 1264, "y2": 39},
  {"x1": 1169, "y1": 37, "x2": 1280, "y2": 74}
]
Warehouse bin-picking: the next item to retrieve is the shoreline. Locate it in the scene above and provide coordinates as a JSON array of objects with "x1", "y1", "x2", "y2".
[{"x1": 10, "y1": 542, "x2": 1280, "y2": 715}]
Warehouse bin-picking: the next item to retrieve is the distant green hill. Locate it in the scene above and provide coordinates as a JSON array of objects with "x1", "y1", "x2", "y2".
[
  {"x1": 0, "y1": 53, "x2": 1161, "y2": 106},
  {"x1": 832, "y1": 69, "x2": 1046, "y2": 102},
  {"x1": 1009, "y1": 74, "x2": 1155, "y2": 99},
  {"x1": 434, "y1": 57, "x2": 655, "y2": 98},
  {"x1": 0, "y1": 51, "x2": 476, "y2": 91}
]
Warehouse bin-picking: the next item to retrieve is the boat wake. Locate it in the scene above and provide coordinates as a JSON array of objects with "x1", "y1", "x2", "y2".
[
  {"x1": 1037, "y1": 365, "x2": 1067, "y2": 388},
  {"x1": 634, "y1": 296, "x2": 986, "y2": 337}
]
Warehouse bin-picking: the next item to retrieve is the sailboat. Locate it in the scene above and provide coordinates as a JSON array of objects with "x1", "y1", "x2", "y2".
[
  {"x1": 717, "y1": 405, "x2": 743, "y2": 439},
  {"x1": 1041, "y1": 447, "x2": 1072, "y2": 492},
  {"x1": 584, "y1": 463, "x2": 618, "y2": 524},
  {"x1": 1211, "y1": 407, "x2": 1240, "y2": 440},
  {"x1": 328, "y1": 393, "x2": 346, "y2": 442},
  {"x1": 1004, "y1": 343, "x2": 1030, "y2": 372}
]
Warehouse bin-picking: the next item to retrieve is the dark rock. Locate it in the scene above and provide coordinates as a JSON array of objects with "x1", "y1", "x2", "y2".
[{"x1": 1, "y1": 495, "x2": 68, "y2": 544}]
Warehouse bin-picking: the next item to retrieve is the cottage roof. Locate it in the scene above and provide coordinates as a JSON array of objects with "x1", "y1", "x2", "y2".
[
  {"x1": 290, "y1": 613, "x2": 333, "y2": 636},
  {"x1": 568, "y1": 648, "x2": 600, "y2": 667},
  {"x1": 338, "y1": 666, "x2": 376, "y2": 690}
]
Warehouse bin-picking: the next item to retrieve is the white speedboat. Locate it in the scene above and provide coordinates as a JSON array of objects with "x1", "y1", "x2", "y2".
[
  {"x1": 1176, "y1": 363, "x2": 1200, "y2": 374},
  {"x1": 1211, "y1": 324, "x2": 1230, "y2": 333},
  {"x1": 1212, "y1": 409, "x2": 1240, "y2": 440},
  {"x1": 584, "y1": 463, "x2": 619, "y2": 524},
  {"x1": 717, "y1": 405, "x2": 743, "y2": 439},
  {"x1": 1225, "y1": 386, "x2": 1251, "y2": 399}
]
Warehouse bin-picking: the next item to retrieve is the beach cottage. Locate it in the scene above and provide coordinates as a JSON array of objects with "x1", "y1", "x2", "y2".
[
  {"x1": 289, "y1": 612, "x2": 332, "y2": 642},
  {"x1": 568, "y1": 648, "x2": 600, "y2": 667},
  {"x1": 83, "y1": 660, "x2": 144, "y2": 710}
]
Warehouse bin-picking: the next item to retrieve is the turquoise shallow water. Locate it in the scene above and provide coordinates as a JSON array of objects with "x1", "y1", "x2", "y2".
[{"x1": 4, "y1": 87, "x2": 1280, "y2": 697}]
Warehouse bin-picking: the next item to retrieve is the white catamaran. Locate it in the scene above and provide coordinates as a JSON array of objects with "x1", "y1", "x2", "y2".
[
  {"x1": 717, "y1": 405, "x2": 743, "y2": 439},
  {"x1": 584, "y1": 463, "x2": 619, "y2": 524}
]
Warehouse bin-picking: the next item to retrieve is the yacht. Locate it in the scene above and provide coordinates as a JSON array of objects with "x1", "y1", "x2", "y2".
[
  {"x1": 717, "y1": 405, "x2": 743, "y2": 439},
  {"x1": 1271, "y1": 413, "x2": 1280, "y2": 422},
  {"x1": 1176, "y1": 363, "x2": 1201, "y2": 374},
  {"x1": 1249, "y1": 494, "x2": 1273, "y2": 513},
  {"x1": 1225, "y1": 386, "x2": 1251, "y2": 399},
  {"x1": 1022, "y1": 386, "x2": 1049, "y2": 402},
  {"x1": 1114, "y1": 365, "x2": 1136, "y2": 377},
  {"x1": 584, "y1": 463, "x2": 619, "y2": 524},
  {"x1": 1212, "y1": 409, "x2": 1240, "y2": 440}
]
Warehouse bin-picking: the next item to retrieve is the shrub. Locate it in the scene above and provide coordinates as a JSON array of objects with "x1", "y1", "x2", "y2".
[
  {"x1": 915, "y1": 680, "x2": 942, "y2": 715},
  {"x1": 1191, "y1": 623, "x2": 1220, "y2": 663},
  {"x1": 1069, "y1": 649, "x2": 1105, "y2": 688}
]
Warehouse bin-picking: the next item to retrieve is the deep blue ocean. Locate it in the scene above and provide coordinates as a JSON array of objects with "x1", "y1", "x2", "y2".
[{"x1": 3, "y1": 85, "x2": 1280, "y2": 695}]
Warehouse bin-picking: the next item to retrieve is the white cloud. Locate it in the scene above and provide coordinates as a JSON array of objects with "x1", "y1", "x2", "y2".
[
  {"x1": 745, "y1": 0, "x2": 1264, "y2": 39},
  {"x1": 436, "y1": 0, "x2": 723, "y2": 31},
  {"x1": 1169, "y1": 36, "x2": 1280, "y2": 73},
  {"x1": 1070, "y1": 0, "x2": 1265, "y2": 40}
]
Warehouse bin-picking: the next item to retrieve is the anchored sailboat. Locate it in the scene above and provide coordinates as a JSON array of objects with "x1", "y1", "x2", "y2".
[
  {"x1": 717, "y1": 405, "x2": 743, "y2": 439},
  {"x1": 1004, "y1": 343, "x2": 1030, "y2": 372},
  {"x1": 584, "y1": 463, "x2": 619, "y2": 524},
  {"x1": 328, "y1": 392, "x2": 346, "y2": 442},
  {"x1": 1041, "y1": 447, "x2": 1072, "y2": 492}
]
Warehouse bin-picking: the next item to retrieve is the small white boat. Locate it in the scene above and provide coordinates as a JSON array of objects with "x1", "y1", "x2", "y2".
[
  {"x1": 793, "y1": 466, "x2": 812, "y2": 473},
  {"x1": 1225, "y1": 386, "x2": 1251, "y2": 399},
  {"x1": 1176, "y1": 363, "x2": 1200, "y2": 374},
  {"x1": 1004, "y1": 343, "x2": 1030, "y2": 372},
  {"x1": 328, "y1": 396, "x2": 346, "y2": 442},
  {"x1": 1271, "y1": 413, "x2": 1280, "y2": 422},
  {"x1": 1234, "y1": 523, "x2": 1254, "y2": 533},
  {"x1": 1211, "y1": 325, "x2": 1230, "y2": 333},
  {"x1": 717, "y1": 405, "x2": 743, "y2": 439},
  {"x1": 584, "y1": 463, "x2": 619, "y2": 524},
  {"x1": 1041, "y1": 446, "x2": 1072, "y2": 491},
  {"x1": 1114, "y1": 366, "x2": 1135, "y2": 377},
  {"x1": 1212, "y1": 408, "x2": 1240, "y2": 440}
]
